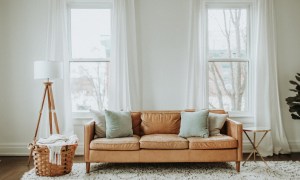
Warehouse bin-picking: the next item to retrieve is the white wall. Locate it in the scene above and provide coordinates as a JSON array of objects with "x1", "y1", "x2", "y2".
[
  {"x1": 136, "y1": 0, "x2": 189, "y2": 110},
  {"x1": 0, "y1": 0, "x2": 49, "y2": 154},
  {"x1": 1, "y1": 0, "x2": 300, "y2": 155},
  {"x1": 276, "y1": 0, "x2": 300, "y2": 152},
  {"x1": 0, "y1": 1, "x2": 4, "y2": 91}
]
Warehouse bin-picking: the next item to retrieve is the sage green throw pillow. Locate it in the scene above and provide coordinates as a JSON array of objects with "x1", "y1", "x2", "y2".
[
  {"x1": 208, "y1": 113, "x2": 228, "y2": 136},
  {"x1": 105, "y1": 110, "x2": 133, "y2": 138},
  {"x1": 179, "y1": 110, "x2": 209, "y2": 138}
]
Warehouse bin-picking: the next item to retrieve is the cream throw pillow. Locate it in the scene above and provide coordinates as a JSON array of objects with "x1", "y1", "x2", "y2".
[
  {"x1": 208, "y1": 113, "x2": 228, "y2": 136},
  {"x1": 90, "y1": 109, "x2": 106, "y2": 138}
]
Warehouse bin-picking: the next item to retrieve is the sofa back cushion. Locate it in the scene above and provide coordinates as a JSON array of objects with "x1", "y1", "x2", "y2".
[
  {"x1": 140, "y1": 111, "x2": 181, "y2": 135},
  {"x1": 209, "y1": 109, "x2": 226, "y2": 114},
  {"x1": 131, "y1": 112, "x2": 142, "y2": 135}
]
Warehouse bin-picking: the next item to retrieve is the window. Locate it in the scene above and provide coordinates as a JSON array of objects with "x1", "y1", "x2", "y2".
[
  {"x1": 68, "y1": 3, "x2": 111, "y2": 113},
  {"x1": 207, "y1": 4, "x2": 253, "y2": 115}
]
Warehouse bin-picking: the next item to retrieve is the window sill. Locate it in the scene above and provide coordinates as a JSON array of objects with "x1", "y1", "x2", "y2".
[
  {"x1": 228, "y1": 114, "x2": 253, "y2": 118},
  {"x1": 72, "y1": 116, "x2": 93, "y2": 126},
  {"x1": 72, "y1": 114, "x2": 255, "y2": 126},
  {"x1": 228, "y1": 115, "x2": 254, "y2": 125}
]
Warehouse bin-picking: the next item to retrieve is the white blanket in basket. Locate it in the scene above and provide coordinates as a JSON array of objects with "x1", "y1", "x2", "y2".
[{"x1": 37, "y1": 134, "x2": 78, "y2": 165}]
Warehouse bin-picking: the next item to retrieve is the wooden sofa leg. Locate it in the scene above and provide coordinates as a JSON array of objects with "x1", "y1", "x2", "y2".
[
  {"x1": 236, "y1": 161, "x2": 240, "y2": 172},
  {"x1": 86, "y1": 162, "x2": 90, "y2": 173}
]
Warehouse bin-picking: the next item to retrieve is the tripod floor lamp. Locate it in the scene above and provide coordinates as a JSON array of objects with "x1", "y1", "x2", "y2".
[{"x1": 28, "y1": 60, "x2": 63, "y2": 165}]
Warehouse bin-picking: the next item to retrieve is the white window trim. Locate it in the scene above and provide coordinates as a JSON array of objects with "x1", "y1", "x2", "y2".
[
  {"x1": 205, "y1": 1, "x2": 255, "y2": 118},
  {"x1": 67, "y1": 1, "x2": 112, "y2": 119},
  {"x1": 67, "y1": 2, "x2": 112, "y2": 62}
]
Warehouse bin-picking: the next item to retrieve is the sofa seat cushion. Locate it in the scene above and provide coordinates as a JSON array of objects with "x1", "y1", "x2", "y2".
[
  {"x1": 90, "y1": 135, "x2": 140, "y2": 151},
  {"x1": 188, "y1": 135, "x2": 237, "y2": 150},
  {"x1": 140, "y1": 134, "x2": 188, "y2": 150}
]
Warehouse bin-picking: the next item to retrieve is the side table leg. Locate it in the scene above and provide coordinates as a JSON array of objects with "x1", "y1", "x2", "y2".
[
  {"x1": 242, "y1": 151, "x2": 254, "y2": 166},
  {"x1": 242, "y1": 131, "x2": 256, "y2": 166},
  {"x1": 243, "y1": 129, "x2": 271, "y2": 168},
  {"x1": 254, "y1": 132, "x2": 256, "y2": 162},
  {"x1": 253, "y1": 131, "x2": 270, "y2": 168},
  {"x1": 254, "y1": 149, "x2": 270, "y2": 168}
]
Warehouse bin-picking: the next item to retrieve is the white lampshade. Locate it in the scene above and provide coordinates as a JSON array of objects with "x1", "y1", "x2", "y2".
[{"x1": 34, "y1": 61, "x2": 63, "y2": 80}]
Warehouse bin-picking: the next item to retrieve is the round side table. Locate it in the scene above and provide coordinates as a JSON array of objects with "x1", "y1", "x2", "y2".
[{"x1": 242, "y1": 127, "x2": 271, "y2": 167}]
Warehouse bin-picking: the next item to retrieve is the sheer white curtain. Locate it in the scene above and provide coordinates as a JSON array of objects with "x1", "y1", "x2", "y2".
[
  {"x1": 186, "y1": 0, "x2": 290, "y2": 156},
  {"x1": 42, "y1": 0, "x2": 72, "y2": 136},
  {"x1": 109, "y1": 0, "x2": 141, "y2": 111},
  {"x1": 254, "y1": 0, "x2": 290, "y2": 156},
  {"x1": 186, "y1": 0, "x2": 207, "y2": 110}
]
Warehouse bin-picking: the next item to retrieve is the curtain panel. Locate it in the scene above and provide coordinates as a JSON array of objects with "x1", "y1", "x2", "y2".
[
  {"x1": 186, "y1": 0, "x2": 290, "y2": 156},
  {"x1": 186, "y1": 0, "x2": 207, "y2": 110},
  {"x1": 254, "y1": 0, "x2": 290, "y2": 156},
  {"x1": 43, "y1": 0, "x2": 142, "y2": 138},
  {"x1": 43, "y1": 0, "x2": 72, "y2": 137},
  {"x1": 109, "y1": 0, "x2": 142, "y2": 111}
]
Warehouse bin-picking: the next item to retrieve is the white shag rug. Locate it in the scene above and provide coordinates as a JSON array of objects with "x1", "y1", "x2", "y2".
[{"x1": 22, "y1": 161, "x2": 300, "y2": 180}]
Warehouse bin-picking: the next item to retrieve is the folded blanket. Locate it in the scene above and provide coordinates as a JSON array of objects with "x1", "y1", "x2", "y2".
[
  {"x1": 67, "y1": 135, "x2": 79, "y2": 144},
  {"x1": 37, "y1": 134, "x2": 78, "y2": 165},
  {"x1": 47, "y1": 142, "x2": 63, "y2": 165},
  {"x1": 37, "y1": 134, "x2": 69, "y2": 144}
]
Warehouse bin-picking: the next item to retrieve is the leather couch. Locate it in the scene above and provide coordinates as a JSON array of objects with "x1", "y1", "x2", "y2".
[{"x1": 84, "y1": 110, "x2": 243, "y2": 173}]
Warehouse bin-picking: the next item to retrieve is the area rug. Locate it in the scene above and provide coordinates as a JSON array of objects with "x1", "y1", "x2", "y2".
[{"x1": 22, "y1": 161, "x2": 300, "y2": 180}]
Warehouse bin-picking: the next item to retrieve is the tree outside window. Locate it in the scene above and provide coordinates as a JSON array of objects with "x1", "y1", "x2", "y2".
[
  {"x1": 68, "y1": 7, "x2": 111, "y2": 112},
  {"x1": 208, "y1": 7, "x2": 250, "y2": 112}
]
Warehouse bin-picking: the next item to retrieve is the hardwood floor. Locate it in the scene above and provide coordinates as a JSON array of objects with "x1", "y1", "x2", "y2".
[
  {"x1": 1, "y1": 154, "x2": 299, "y2": 180},
  {"x1": 0, "y1": 156, "x2": 83, "y2": 180}
]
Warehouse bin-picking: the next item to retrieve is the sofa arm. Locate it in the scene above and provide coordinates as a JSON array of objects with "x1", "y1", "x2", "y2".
[
  {"x1": 226, "y1": 118, "x2": 243, "y2": 161},
  {"x1": 84, "y1": 120, "x2": 95, "y2": 162}
]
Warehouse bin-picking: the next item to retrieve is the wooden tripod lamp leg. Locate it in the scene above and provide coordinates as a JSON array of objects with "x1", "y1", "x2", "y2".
[
  {"x1": 49, "y1": 85, "x2": 60, "y2": 134},
  {"x1": 27, "y1": 85, "x2": 48, "y2": 166},
  {"x1": 28, "y1": 81, "x2": 62, "y2": 166},
  {"x1": 47, "y1": 84, "x2": 53, "y2": 135}
]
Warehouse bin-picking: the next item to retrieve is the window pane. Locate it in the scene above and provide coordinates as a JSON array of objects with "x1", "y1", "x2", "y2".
[
  {"x1": 208, "y1": 62, "x2": 248, "y2": 112},
  {"x1": 71, "y1": 9, "x2": 111, "y2": 59},
  {"x1": 208, "y1": 8, "x2": 248, "y2": 59},
  {"x1": 70, "y1": 62, "x2": 109, "y2": 112}
]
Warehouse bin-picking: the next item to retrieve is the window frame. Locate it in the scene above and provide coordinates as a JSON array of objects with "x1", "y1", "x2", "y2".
[
  {"x1": 205, "y1": 1, "x2": 254, "y2": 117},
  {"x1": 67, "y1": 1, "x2": 112, "y2": 118}
]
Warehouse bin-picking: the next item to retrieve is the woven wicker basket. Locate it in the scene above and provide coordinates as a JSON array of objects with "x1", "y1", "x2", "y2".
[{"x1": 32, "y1": 144, "x2": 77, "y2": 176}]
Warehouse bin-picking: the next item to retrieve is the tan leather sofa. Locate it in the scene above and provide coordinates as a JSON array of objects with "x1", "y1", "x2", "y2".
[{"x1": 84, "y1": 110, "x2": 243, "y2": 173}]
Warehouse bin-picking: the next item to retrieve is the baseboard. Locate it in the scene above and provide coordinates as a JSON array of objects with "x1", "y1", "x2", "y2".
[
  {"x1": 76, "y1": 144, "x2": 84, "y2": 155},
  {"x1": 242, "y1": 140, "x2": 300, "y2": 153},
  {"x1": 0, "y1": 141, "x2": 299, "y2": 156},
  {"x1": 0, "y1": 143, "x2": 84, "y2": 156},
  {"x1": 0, "y1": 143, "x2": 29, "y2": 156},
  {"x1": 288, "y1": 141, "x2": 300, "y2": 152}
]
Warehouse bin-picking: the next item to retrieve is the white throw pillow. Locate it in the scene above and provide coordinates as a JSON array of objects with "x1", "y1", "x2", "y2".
[
  {"x1": 208, "y1": 113, "x2": 228, "y2": 136},
  {"x1": 90, "y1": 109, "x2": 106, "y2": 138}
]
